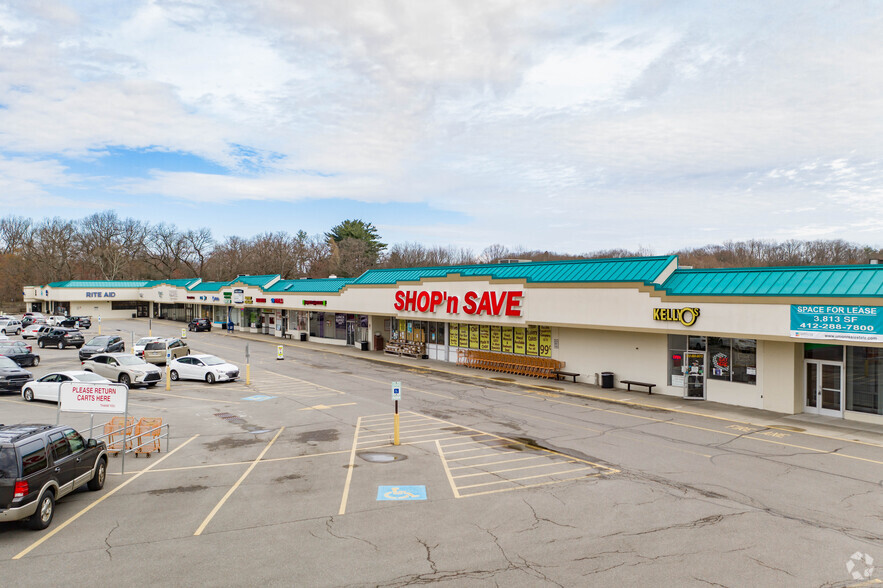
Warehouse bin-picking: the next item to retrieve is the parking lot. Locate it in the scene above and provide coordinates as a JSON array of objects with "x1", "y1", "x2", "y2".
[{"x1": 1, "y1": 318, "x2": 882, "y2": 586}]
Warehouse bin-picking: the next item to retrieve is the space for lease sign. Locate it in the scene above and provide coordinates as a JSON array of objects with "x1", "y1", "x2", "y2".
[
  {"x1": 59, "y1": 382, "x2": 128, "y2": 414},
  {"x1": 790, "y1": 305, "x2": 883, "y2": 342}
]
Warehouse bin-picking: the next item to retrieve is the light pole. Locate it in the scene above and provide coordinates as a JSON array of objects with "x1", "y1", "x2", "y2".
[{"x1": 115, "y1": 329, "x2": 135, "y2": 354}]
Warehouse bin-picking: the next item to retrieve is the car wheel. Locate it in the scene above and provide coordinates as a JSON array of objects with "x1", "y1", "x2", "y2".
[
  {"x1": 170, "y1": 370, "x2": 179, "y2": 381},
  {"x1": 206, "y1": 372, "x2": 216, "y2": 384},
  {"x1": 15, "y1": 328, "x2": 21, "y2": 335},
  {"x1": 119, "y1": 374, "x2": 130, "y2": 386},
  {"x1": 38, "y1": 340, "x2": 45, "y2": 348},
  {"x1": 31, "y1": 356, "x2": 40, "y2": 367},
  {"x1": 87, "y1": 458, "x2": 107, "y2": 491},
  {"x1": 57, "y1": 341, "x2": 64, "y2": 350},
  {"x1": 23, "y1": 387, "x2": 34, "y2": 401},
  {"x1": 27, "y1": 490, "x2": 55, "y2": 530},
  {"x1": 0, "y1": 329, "x2": 5, "y2": 335}
]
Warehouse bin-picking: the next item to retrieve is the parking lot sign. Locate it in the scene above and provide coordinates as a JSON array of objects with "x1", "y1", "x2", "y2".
[{"x1": 391, "y1": 381, "x2": 402, "y2": 401}]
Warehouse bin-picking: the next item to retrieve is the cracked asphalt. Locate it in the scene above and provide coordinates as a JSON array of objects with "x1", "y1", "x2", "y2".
[{"x1": 0, "y1": 318, "x2": 881, "y2": 587}]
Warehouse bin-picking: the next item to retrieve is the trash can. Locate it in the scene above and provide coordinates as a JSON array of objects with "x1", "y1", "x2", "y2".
[
  {"x1": 299, "y1": 333, "x2": 307, "y2": 342},
  {"x1": 601, "y1": 372, "x2": 614, "y2": 388},
  {"x1": 359, "y1": 341, "x2": 369, "y2": 351}
]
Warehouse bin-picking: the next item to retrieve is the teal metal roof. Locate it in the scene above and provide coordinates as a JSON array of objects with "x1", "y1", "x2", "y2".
[
  {"x1": 660, "y1": 265, "x2": 883, "y2": 297},
  {"x1": 45, "y1": 280, "x2": 150, "y2": 288},
  {"x1": 230, "y1": 275, "x2": 280, "y2": 287},
  {"x1": 265, "y1": 278, "x2": 356, "y2": 293},
  {"x1": 188, "y1": 280, "x2": 233, "y2": 292},
  {"x1": 352, "y1": 256, "x2": 677, "y2": 286},
  {"x1": 143, "y1": 278, "x2": 201, "y2": 288}
]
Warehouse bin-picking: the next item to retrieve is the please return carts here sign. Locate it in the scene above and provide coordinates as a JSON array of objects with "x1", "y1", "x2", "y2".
[{"x1": 59, "y1": 382, "x2": 128, "y2": 414}]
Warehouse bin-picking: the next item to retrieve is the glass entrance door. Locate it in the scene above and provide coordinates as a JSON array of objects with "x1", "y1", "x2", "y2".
[
  {"x1": 804, "y1": 361, "x2": 843, "y2": 417},
  {"x1": 684, "y1": 351, "x2": 706, "y2": 399}
]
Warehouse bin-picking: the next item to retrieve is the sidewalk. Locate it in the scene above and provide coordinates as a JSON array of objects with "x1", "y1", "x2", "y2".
[{"x1": 155, "y1": 319, "x2": 883, "y2": 447}]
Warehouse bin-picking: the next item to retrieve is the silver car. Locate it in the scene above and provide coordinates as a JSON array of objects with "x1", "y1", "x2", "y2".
[{"x1": 81, "y1": 352, "x2": 163, "y2": 387}]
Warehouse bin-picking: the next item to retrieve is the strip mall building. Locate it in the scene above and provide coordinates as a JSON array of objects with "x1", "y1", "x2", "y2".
[{"x1": 23, "y1": 256, "x2": 883, "y2": 425}]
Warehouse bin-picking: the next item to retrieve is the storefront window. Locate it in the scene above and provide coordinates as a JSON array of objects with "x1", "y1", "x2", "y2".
[
  {"x1": 846, "y1": 347, "x2": 883, "y2": 415},
  {"x1": 804, "y1": 344, "x2": 844, "y2": 362},
  {"x1": 672, "y1": 335, "x2": 756, "y2": 386},
  {"x1": 668, "y1": 335, "x2": 686, "y2": 387}
]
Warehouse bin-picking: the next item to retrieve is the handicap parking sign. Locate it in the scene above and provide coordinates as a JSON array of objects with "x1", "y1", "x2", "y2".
[{"x1": 377, "y1": 485, "x2": 426, "y2": 501}]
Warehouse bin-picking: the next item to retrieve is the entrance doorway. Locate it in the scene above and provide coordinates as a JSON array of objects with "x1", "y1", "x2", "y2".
[
  {"x1": 805, "y1": 361, "x2": 843, "y2": 417},
  {"x1": 684, "y1": 351, "x2": 706, "y2": 399}
]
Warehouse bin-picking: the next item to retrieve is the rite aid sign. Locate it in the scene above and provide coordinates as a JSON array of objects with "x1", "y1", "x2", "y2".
[{"x1": 59, "y1": 382, "x2": 128, "y2": 414}]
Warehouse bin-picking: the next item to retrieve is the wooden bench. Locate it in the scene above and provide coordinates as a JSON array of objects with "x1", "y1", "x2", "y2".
[
  {"x1": 620, "y1": 380, "x2": 655, "y2": 394},
  {"x1": 552, "y1": 370, "x2": 579, "y2": 382}
]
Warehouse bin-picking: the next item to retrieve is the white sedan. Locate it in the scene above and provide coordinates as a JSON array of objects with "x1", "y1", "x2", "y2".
[
  {"x1": 22, "y1": 324, "x2": 51, "y2": 339},
  {"x1": 169, "y1": 354, "x2": 239, "y2": 384},
  {"x1": 22, "y1": 370, "x2": 111, "y2": 403}
]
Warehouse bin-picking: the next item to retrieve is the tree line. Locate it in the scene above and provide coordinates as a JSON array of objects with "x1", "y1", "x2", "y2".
[{"x1": 1, "y1": 212, "x2": 880, "y2": 303}]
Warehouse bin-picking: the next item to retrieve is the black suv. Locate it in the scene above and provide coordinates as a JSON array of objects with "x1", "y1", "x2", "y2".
[
  {"x1": 61, "y1": 316, "x2": 91, "y2": 329},
  {"x1": 37, "y1": 328, "x2": 85, "y2": 350},
  {"x1": 0, "y1": 356, "x2": 34, "y2": 393},
  {"x1": 0, "y1": 424, "x2": 107, "y2": 530},
  {"x1": 188, "y1": 318, "x2": 212, "y2": 332},
  {"x1": 78, "y1": 335, "x2": 125, "y2": 361}
]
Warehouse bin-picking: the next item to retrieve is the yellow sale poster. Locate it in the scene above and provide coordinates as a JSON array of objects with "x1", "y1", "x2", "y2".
[
  {"x1": 539, "y1": 326, "x2": 552, "y2": 357},
  {"x1": 449, "y1": 323, "x2": 459, "y2": 347},
  {"x1": 469, "y1": 324, "x2": 479, "y2": 349},
  {"x1": 501, "y1": 327, "x2": 514, "y2": 353},
  {"x1": 490, "y1": 326, "x2": 501, "y2": 352},
  {"x1": 479, "y1": 325, "x2": 490, "y2": 350},
  {"x1": 526, "y1": 325, "x2": 539, "y2": 355},
  {"x1": 513, "y1": 328, "x2": 526, "y2": 354},
  {"x1": 459, "y1": 323, "x2": 469, "y2": 348}
]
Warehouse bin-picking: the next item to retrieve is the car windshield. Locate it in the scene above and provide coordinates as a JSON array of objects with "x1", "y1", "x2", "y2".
[
  {"x1": 116, "y1": 356, "x2": 146, "y2": 366},
  {"x1": 144, "y1": 342, "x2": 165, "y2": 350},
  {"x1": 0, "y1": 356, "x2": 19, "y2": 368},
  {"x1": 75, "y1": 373, "x2": 109, "y2": 382},
  {"x1": 87, "y1": 336, "x2": 111, "y2": 345},
  {"x1": 0, "y1": 447, "x2": 17, "y2": 478},
  {"x1": 201, "y1": 356, "x2": 225, "y2": 366}
]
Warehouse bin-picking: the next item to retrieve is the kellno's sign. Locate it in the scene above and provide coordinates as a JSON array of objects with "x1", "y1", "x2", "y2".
[
  {"x1": 59, "y1": 382, "x2": 128, "y2": 414},
  {"x1": 394, "y1": 290, "x2": 523, "y2": 317},
  {"x1": 653, "y1": 307, "x2": 700, "y2": 327}
]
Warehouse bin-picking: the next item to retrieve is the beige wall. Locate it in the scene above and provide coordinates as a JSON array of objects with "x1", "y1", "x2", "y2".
[{"x1": 760, "y1": 341, "x2": 801, "y2": 414}]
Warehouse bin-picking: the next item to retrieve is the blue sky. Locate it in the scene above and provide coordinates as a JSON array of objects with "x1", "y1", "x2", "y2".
[{"x1": 1, "y1": 1, "x2": 881, "y2": 253}]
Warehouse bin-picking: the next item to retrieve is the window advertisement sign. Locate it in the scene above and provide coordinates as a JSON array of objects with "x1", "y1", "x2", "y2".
[
  {"x1": 501, "y1": 327, "x2": 514, "y2": 353},
  {"x1": 449, "y1": 323, "x2": 459, "y2": 347},
  {"x1": 526, "y1": 325, "x2": 539, "y2": 356},
  {"x1": 469, "y1": 324, "x2": 479, "y2": 349},
  {"x1": 459, "y1": 323, "x2": 469, "y2": 348},
  {"x1": 59, "y1": 382, "x2": 128, "y2": 414},
  {"x1": 479, "y1": 325, "x2": 490, "y2": 350},
  {"x1": 790, "y1": 305, "x2": 883, "y2": 342},
  {"x1": 490, "y1": 326, "x2": 502, "y2": 352},
  {"x1": 513, "y1": 328, "x2": 526, "y2": 354},
  {"x1": 539, "y1": 326, "x2": 552, "y2": 357}
]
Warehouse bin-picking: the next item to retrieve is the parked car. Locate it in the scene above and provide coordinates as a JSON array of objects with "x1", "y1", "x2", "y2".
[
  {"x1": 21, "y1": 324, "x2": 51, "y2": 340},
  {"x1": 22, "y1": 312, "x2": 45, "y2": 320},
  {"x1": 0, "y1": 424, "x2": 107, "y2": 529},
  {"x1": 60, "y1": 316, "x2": 91, "y2": 329},
  {"x1": 169, "y1": 354, "x2": 239, "y2": 384},
  {"x1": 21, "y1": 316, "x2": 47, "y2": 328},
  {"x1": 21, "y1": 371, "x2": 111, "y2": 403},
  {"x1": 0, "y1": 342, "x2": 39, "y2": 367},
  {"x1": 187, "y1": 318, "x2": 212, "y2": 332},
  {"x1": 82, "y1": 353, "x2": 162, "y2": 387},
  {"x1": 46, "y1": 315, "x2": 68, "y2": 326},
  {"x1": 142, "y1": 339, "x2": 190, "y2": 365},
  {"x1": 0, "y1": 319, "x2": 23, "y2": 336},
  {"x1": 37, "y1": 328, "x2": 85, "y2": 350},
  {"x1": 78, "y1": 335, "x2": 125, "y2": 361},
  {"x1": 0, "y1": 356, "x2": 34, "y2": 393},
  {"x1": 133, "y1": 336, "x2": 162, "y2": 358}
]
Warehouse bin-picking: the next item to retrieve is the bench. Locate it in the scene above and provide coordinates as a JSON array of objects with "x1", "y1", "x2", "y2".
[
  {"x1": 620, "y1": 380, "x2": 655, "y2": 394},
  {"x1": 552, "y1": 370, "x2": 579, "y2": 382}
]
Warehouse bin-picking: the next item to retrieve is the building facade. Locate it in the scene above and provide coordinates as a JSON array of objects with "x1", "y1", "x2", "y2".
[{"x1": 24, "y1": 256, "x2": 883, "y2": 424}]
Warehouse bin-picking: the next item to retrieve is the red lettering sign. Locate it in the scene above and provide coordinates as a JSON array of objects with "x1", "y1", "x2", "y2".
[{"x1": 394, "y1": 290, "x2": 522, "y2": 317}]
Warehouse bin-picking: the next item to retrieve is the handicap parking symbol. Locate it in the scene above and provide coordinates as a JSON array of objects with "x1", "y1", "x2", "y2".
[
  {"x1": 377, "y1": 485, "x2": 427, "y2": 501},
  {"x1": 242, "y1": 394, "x2": 275, "y2": 401}
]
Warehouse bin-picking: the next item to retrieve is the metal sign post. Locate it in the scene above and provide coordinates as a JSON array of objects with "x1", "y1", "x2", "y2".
[
  {"x1": 165, "y1": 349, "x2": 172, "y2": 391},
  {"x1": 148, "y1": 317, "x2": 152, "y2": 336},
  {"x1": 245, "y1": 343, "x2": 251, "y2": 385},
  {"x1": 97, "y1": 315, "x2": 102, "y2": 335},
  {"x1": 391, "y1": 381, "x2": 402, "y2": 446}
]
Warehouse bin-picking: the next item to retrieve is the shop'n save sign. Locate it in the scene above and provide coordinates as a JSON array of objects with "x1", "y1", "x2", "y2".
[{"x1": 394, "y1": 290, "x2": 523, "y2": 317}]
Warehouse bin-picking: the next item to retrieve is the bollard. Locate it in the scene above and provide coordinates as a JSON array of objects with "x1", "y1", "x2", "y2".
[
  {"x1": 277, "y1": 345, "x2": 284, "y2": 361},
  {"x1": 181, "y1": 328, "x2": 187, "y2": 339}
]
